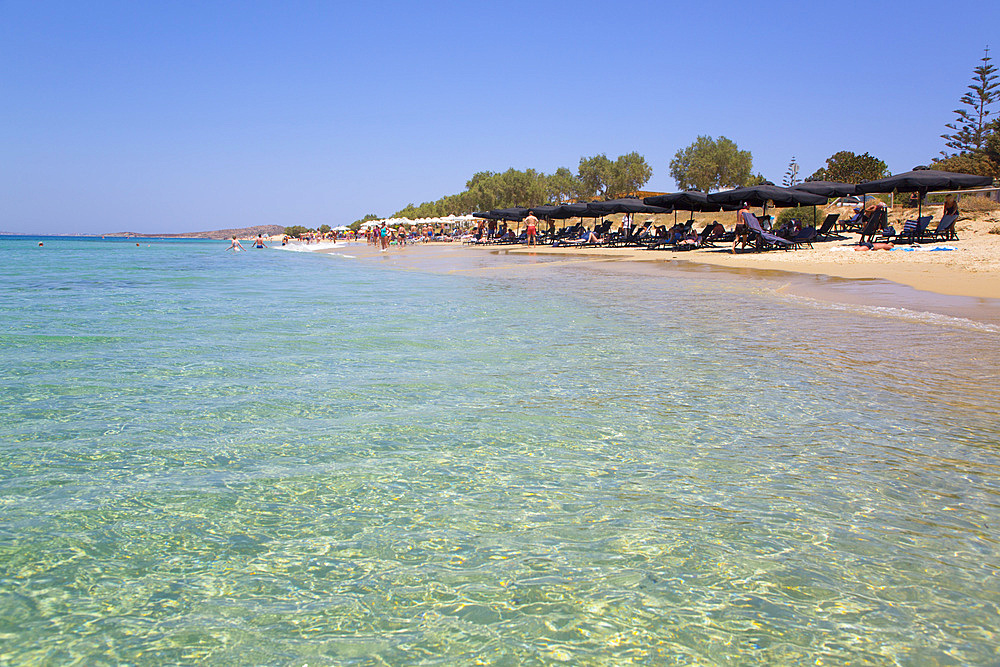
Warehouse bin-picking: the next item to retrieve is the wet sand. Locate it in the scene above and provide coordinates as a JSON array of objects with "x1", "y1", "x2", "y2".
[
  {"x1": 318, "y1": 240, "x2": 1000, "y2": 328},
  {"x1": 500, "y1": 240, "x2": 1000, "y2": 300}
]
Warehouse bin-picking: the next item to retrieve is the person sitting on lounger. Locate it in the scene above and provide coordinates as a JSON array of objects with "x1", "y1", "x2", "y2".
[
  {"x1": 634, "y1": 223, "x2": 654, "y2": 242},
  {"x1": 777, "y1": 218, "x2": 801, "y2": 240}
]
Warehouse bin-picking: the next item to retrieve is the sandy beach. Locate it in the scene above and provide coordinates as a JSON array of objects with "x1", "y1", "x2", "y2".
[
  {"x1": 321, "y1": 205, "x2": 1000, "y2": 325},
  {"x1": 329, "y1": 207, "x2": 1000, "y2": 299},
  {"x1": 494, "y1": 208, "x2": 1000, "y2": 300}
]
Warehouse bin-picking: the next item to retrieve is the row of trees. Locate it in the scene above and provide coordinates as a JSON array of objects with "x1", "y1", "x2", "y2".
[
  {"x1": 668, "y1": 137, "x2": 892, "y2": 190},
  {"x1": 370, "y1": 50, "x2": 996, "y2": 225},
  {"x1": 391, "y1": 153, "x2": 653, "y2": 219},
  {"x1": 387, "y1": 141, "x2": 899, "y2": 221}
]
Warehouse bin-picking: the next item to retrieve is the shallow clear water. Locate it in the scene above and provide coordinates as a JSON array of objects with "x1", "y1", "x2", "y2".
[{"x1": 1, "y1": 237, "x2": 999, "y2": 665}]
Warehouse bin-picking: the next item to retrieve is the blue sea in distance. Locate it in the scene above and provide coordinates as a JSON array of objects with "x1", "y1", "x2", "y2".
[{"x1": 1, "y1": 235, "x2": 999, "y2": 665}]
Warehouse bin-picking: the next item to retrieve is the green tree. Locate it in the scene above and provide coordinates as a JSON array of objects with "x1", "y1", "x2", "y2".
[
  {"x1": 607, "y1": 152, "x2": 653, "y2": 198},
  {"x1": 782, "y1": 157, "x2": 800, "y2": 187},
  {"x1": 807, "y1": 151, "x2": 889, "y2": 183},
  {"x1": 934, "y1": 119, "x2": 1000, "y2": 178},
  {"x1": 669, "y1": 136, "x2": 752, "y2": 192},
  {"x1": 546, "y1": 167, "x2": 580, "y2": 203},
  {"x1": 577, "y1": 153, "x2": 653, "y2": 200},
  {"x1": 284, "y1": 225, "x2": 309, "y2": 238},
  {"x1": 318, "y1": 224, "x2": 331, "y2": 234},
  {"x1": 942, "y1": 47, "x2": 999, "y2": 156},
  {"x1": 577, "y1": 154, "x2": 614, "y2": 200}
]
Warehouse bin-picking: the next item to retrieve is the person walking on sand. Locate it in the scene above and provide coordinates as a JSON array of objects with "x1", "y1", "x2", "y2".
[
  {"x1": 227, "y1": 236, "x2": 245, "y2": 251},
  {"x1": 524, "y1": 210, "x2": 538, "y2": 246}
]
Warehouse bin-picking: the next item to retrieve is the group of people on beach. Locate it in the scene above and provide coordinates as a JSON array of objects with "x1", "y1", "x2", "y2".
[
  {"x1": 251, "y1": 191, "x2": 968, "y2": 254},
  {"x1": 362, "y1": 222, "x2": 461, "y2": 249}
]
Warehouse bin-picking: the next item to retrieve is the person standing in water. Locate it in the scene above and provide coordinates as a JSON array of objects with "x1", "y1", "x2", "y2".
[
  {"x1": 227, "y1": 236, "x2": 245, "y2": 251},
  {"x1": 379, "y1": 222, "x2": 389, "y2": 250},
  {"x1": 524, "y1": 210, "x2": 538, "y2": 246},
  {"x1": 253, "y1": 235, "x2": 267, "y2": 249}
]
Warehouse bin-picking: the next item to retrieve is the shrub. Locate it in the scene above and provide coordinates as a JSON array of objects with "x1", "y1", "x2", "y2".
[
  {"x1": 960, "y1": 195, "x2": 1000, "y2": 212},
  {"x1": 989, "y1": 226, "x2": 1000, "y2": 235},
  {"x1": 284, "y1": 225, "x2": 310, "y2": 238},
  {"x1": 775, "y1": 206, "x2": 821, "y2": 229}
]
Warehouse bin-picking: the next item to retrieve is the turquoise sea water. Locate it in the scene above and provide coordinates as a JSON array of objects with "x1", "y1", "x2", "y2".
[{"x1": 2, "y1": 236, "x2": 999, "y2": 665}]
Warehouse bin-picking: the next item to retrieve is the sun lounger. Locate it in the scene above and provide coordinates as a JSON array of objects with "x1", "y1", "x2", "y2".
[
  {"x1": 742, "y1": 211, "x2": 793, "y2": 250},
  {"x1": 859, "y1": 208, "x2": 887, "y2": 245},
  {"x1": 921, "y1": 214, "x2": 959, "y2": 241},
  {"x1": 791, "y1": 226, "x2": 817, "y2": 249},
  {"x1": 892, "y1": 215, "x2": 932, "y2": 244},
  {"x1": 699, "y1": 223, "x2": 726, "y2": 247},
  {"x1": 816, "y1": 213, "x2": 842, "y2": 240},
  {"x1": 840, "y1": 211, "x2": 864, "y2": 232}
]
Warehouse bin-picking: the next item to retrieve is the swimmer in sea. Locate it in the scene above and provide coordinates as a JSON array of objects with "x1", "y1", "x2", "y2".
[
  {"x1": 253, "y1": 235, "x2": 268, "y2": 249},
  {"x1": 227, "y1": 236, "x2": 245, "y2": 251}
]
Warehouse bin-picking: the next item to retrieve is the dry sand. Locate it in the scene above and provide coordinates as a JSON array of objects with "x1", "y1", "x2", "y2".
[
  {"x1": 500, "y1": 207, "x2": 1000, "y2": 300},
  {"x1": 316, "y1": 207, "x2": 1000, "y2": 326}
]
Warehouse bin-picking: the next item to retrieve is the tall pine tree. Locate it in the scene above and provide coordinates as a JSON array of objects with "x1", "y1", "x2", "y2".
[{"x1": 942, "y1": 47, "x2": 999, "y2": 155}]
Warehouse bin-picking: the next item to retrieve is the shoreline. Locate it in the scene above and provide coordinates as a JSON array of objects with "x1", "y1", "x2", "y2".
[
  {"x1": 502, "y1": 243, "x2": 1000, "y2": 300},
  {"x1": 316, "y1": 240, "x2": 1000, "y2": 326}
]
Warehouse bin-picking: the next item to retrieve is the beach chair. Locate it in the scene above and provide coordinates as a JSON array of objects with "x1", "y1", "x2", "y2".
[
  {"x1": 699, "y1": 223, "x2": 726, "y2": 247},
  {"x1": 858, "y1": 208, "x2": 887, "y2": 245},
  {"x1": 921, "y1": 214, "x2": 959, "y2": 241},
  {"x1": 816, "y1": 213, "x2": 842, "y2": 240},
  {"x1": 791, "y1": 226, "x2": 817, "y2": 249},
  {"x1": 894, "y1": 215, "x2": 932, "y2": 244},
  {"x1": 742, "y1": 211, "x2": 793, "y2": 251},
  {"x1": 840, "y1": 211, "x2": 864, "y2": 232}
]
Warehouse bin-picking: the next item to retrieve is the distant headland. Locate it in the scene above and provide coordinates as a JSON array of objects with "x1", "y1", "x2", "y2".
[{"x1": 101, "y1": 225, "x2": 285, "y2": 239}]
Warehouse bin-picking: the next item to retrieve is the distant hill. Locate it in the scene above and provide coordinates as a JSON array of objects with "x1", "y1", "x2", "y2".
[{"x1": 104, "y1": 225, "x2": 285, "y2": 240}]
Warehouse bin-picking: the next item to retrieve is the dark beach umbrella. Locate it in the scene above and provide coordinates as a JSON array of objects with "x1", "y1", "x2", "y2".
[
  {"x1": 708, "y1": 184, "x2": 827, "y2": 207},
  {"x1": 788, "y1": 181, "x2": 859, "y2": 198},
  {"x1": 644, "y1": 190, "x2": 729, "y2": 224},
  {"x1": 547, "y1": 203, "x2": 606, "y2": 232},
  {"x1": 788, "y1": 181, "x2": 859, "y2": 225},
  {"x1": 857, "y1": 168, "x2": 993, "y2": 193},
  {"x1": 549, "y1": 202, "x2": 606, "y2": 219},
  {"x1": 857, "y1": 167, "x2": 994, "y2": 222},
  {"x1": 527, "y1": 205, "x2": 559, "y2": 219},
  {"x1": 644, "y1": 190, "x2": 711, "y2": 210},
  {"x1": 473, "y1": 211, "x2": 502, "y2": 220},
  {"x1": 708, "y1": 184, "x2": 827, "y2": 221},
  {"x1": 588, "y1": 198, "x2": 671, "y2": 231},
  {"x1": 493, "y1": 206, "x2": 530, "y2": 221},
  {"x1": 588, "y1": 198, "x2": 671, "y2": 215}
]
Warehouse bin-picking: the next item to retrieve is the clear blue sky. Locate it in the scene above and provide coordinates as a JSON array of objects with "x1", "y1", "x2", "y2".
[{"x1": 3, "y1": 0, "x2": 998, "y2": 234}]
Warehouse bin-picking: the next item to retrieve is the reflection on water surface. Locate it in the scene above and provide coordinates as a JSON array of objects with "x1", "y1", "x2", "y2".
[{"x1": 1, "y1": 238, "x2": 999, "y2": 664}]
